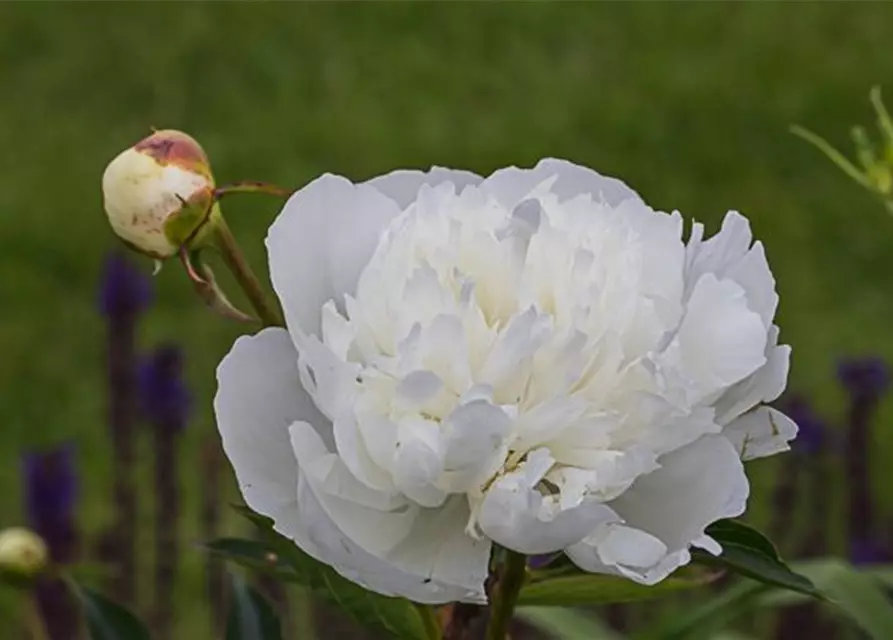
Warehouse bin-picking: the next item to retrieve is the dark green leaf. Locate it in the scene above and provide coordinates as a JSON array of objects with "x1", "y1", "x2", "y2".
[
  {"x1": 642, "y1": 558, "x2": 893, "y2": 639},
  {"x1": 694, "y1": 519, "x2": 820, "y2": 598},
  {"x1": 518, "y1": 567, "x2": 718, "y2": 607},
  {"x1": 704, "y1": 520, "x2": 778, "y2": 559},
  {"x1": 634, "y1": 580, "x2": 765, "y2": 640},
  {"x1": 765, "y1": 558, "x2": 893, "y2": 638},
  {"x1": 204, "y1": 538, "x2": 301, "y2": 582},
  {"x1": 226, "y1": 574, "x2": 283, "y2": 640},
  {"x1": 230, "y1": 504, "x2": 437, "y2": 640},
  {"x1": 73, "y1": 583, "x2": 151, "y2": 640}
]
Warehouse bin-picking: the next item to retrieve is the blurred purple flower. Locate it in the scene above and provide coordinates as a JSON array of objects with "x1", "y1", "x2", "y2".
[
  {"x1": 100, "y1": 251, "x2": 151, "y2": 607},
  {"x1": 21, "y1": 443, "x2": 80, "y2": 639},
  {"x1": 22, "y1": 443, "x2": 78, "y2": 563},
  {"x1": 99, "y1": 252, "x2": 152, "y2": 318},
  {"x1": 837, "y1": 356, "x2": 891, "y2": 401},
  {"x1": 779, "y1": 394, "x2": 828, "y2": 454},
  {"x1": 140, "y1": 344, "x2": 190, "y2": 640},
  {"x1": 139, "y1": 344, "x2": 192, "y2": 431},
  {"x1": 527, "y1": 553, "x2": 560, "y2": 570},
  {"x1": 849, "y1": 537, "x2": 892, "y2": 566},
  {"x1": 838, "y1": 356, "x2": 890, "y2": 547}
]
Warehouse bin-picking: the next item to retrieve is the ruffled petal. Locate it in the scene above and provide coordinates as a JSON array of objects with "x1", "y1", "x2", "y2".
[
  {"x1": 567, "y1": 435, "x2": 748, "y2": 584},
  {"x1": 481, "y1": 158, "x2": 644, "y2": 209},
  {"x1": 214, "y1": 328, "x2": 329, "y2": 548},
  {"x1": 266, "y1": 174, "x2": 402, "y2": 338},
  {"x1": 365, "y1": 167, "x2": 483, "y2": 210}
]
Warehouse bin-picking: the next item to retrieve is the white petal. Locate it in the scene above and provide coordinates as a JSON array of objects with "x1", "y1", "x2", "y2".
[
  {"x1": 441, "y1": 400, "x2": 513, "y2": 492},
  {"x1": 290, "y1": 422, "x2": 488, "y2": 603},
  {"x1": 685, "y1": 212, "x2": 777, "y2": 327},
  {"x1": 686, "y1": 212, "x2": 752, "y2": 284},
  {"x1": 568, "y1": 435, "x2": 749, "y2": 585},
  {"x1": 725, "y1": 241, "x2": 778, "y2": 327},
  {"x1": 334, "y1": 412, "x2": 395, "y2": 492},
  {"x1": 714, "y1": 329, "x2": 791, "y2": 425},
  {"x1": 267, "y1": 174, "x2": 402, "y2": 338},
  {"x1": 365, "y1": 167, "x2": 483, "y2": 210},
  {"x1": 481, "y1": 158, "x2": 643, "y2": 209},
  {"x1": 723, "y1": 407, "x2": 798, "y2": 461},
  {"x1": 393, "y1": 418, "x2": 448, "y2": 508},
  {"x1": 214, "y1": 328, "x2": 328, "y2": 545},
  {"x1": 478, "y1": 449, "x2": 620, "y2": 554},
  {"x1": 663, "y1": 274, "x2": 767, "y2": 403}
]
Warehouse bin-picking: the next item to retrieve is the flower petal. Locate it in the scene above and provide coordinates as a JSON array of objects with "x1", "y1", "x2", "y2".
[
  {"x1": 365, "y1": 167, "x2": 483, "y2": 210},
  {"x1": 214, "y1": 328, "x2": 328, "y2": 544},
  {"x1": 685, "y1": 212, "x2": 778, "y2": 327},
  {"x1": 723, "y1": 406, "x2": 798, "y2": 461},
  {"x1": 290, "y1": 422, "x2": 489, "y2": 603},
  {"x1": 267, "y1": 174, "x2": 402, "y2": 338},
  {"x1": 441, "y1": 400, "x2": 513, "y2": 492},
  {"x1": 477, "y1": 449, "x2": 620, "y2": 555},
  {"x1": 567, "y1": 435, "x2": 749, "y2": 584},
  {"x1": 714, "y1": 327, "x2": 791, "y2": 425},
  {"x1": 481, "y1": 158, "x2": 644, "y2": 208},
  {"x1": 661, "y1": 274, "x2": 767, "y2": 404}
]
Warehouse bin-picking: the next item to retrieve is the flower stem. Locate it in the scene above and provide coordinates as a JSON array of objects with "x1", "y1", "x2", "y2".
[
  {"x1": 213, "y1": 217, "x2": 284, "y2": 328},
  {"x1": 485, "y1": 550, "x2": 527, "y2": 640},
  {"x1": 24, "y1": 595, "x2": 48, "y2": 640},
  {"x1": 417, "y1": 603, "x2": 442, "y2": 640}
]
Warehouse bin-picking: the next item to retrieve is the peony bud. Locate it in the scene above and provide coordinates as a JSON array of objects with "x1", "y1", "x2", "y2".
[
  {"x1": 102, "y1": 129, "x2": 218, "y2": 259},
  {"x1": 0, "y1": 527, "x2": 48, "y2": 587}
]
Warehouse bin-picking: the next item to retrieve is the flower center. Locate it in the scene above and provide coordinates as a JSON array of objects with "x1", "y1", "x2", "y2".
[{"x1": 318, "y1": 180, "x2": 688, "y2": 509}]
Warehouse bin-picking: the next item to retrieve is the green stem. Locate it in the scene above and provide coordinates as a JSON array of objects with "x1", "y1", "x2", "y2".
[
  {"x1": 214, "y1": 181, "x2": 292, "y2": 200},
  {"x1": 213, "y1": 217, "x2": 284, "y2": 328},
  {"x1": 24, "y1": 595, "x2": 48, "y2": 640},
  {"x1": 416, "y1": 603, "x2": 442, "y2": 640},
  {"x1": 485, "y1": 551, "x2": 528, "y2": 640}
]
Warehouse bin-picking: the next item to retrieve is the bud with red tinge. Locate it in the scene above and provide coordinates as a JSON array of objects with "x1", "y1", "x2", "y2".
[{"x1": 102, "y1": 129, "x2": 218, "y2": 259}]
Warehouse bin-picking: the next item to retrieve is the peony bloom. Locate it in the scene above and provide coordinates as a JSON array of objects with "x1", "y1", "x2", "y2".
[{"x1": 215, "y1": 160, "x2": 796, "y2": 603}]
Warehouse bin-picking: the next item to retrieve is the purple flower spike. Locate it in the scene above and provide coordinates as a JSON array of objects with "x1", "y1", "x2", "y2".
[
  {"x1": 99, "y1": 252, "x2": 152, "y2": 319},
  {"x1": 849, "y1": 537, "x2": 892, "y2": 566},
  {"x1": 22, "y1": 443, "x2": 78, "y2": 563},
  {"x1": 22, "y1": 443, "x2": 80, "y2": 640},
  {"x1": 139, "y1": 344, "x2": 192, "y2": 431},
  {"x1": 780, "y1": 395, "x2": 828, "y2": 454},
  {"x1": 838, "y1": 356, "x2": 889, "y2": 546},
  {"x1": 837, "y1": 356, "x2": 891, "y2": 401}
]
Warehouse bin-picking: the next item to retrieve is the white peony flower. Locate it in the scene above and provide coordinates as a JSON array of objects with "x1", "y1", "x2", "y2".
[{"x1": 214, "y1": 160, "x2": 796, "y2": 603}]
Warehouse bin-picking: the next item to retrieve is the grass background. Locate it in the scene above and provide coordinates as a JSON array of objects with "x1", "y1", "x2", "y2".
[{"x1": 2, "y1": 2, "x2": 893, "y2": 636}]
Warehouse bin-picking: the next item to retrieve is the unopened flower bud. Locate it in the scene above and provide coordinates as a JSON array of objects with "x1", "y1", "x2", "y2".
[
  {"x1": 0, "y1": 527, "x2": 48, "y2": 587},
  {"x1": 102, "y1": 129, "x2": 218, "y2": 259}
]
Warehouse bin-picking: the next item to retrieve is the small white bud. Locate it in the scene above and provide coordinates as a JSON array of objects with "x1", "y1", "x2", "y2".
[
  {"x1": 102, "y1": 129, "x2": 216, "y2": 259},
  {"x1": 0, "y1": 527, "x2": 48, "y2": 586}
]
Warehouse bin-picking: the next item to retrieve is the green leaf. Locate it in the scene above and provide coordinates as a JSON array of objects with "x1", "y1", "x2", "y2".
[
  {"x1": 767, "y1": 558, "x2": 893, "y2": 638},
  {"x1": 204, "y1": 538, "x2": 302, "y2": 582},
  {"x1": 517, "y1": 606, "x2": 621, "y2": 639},
  {"x1": 226, "y1": 574, "x2": 283, "y2": 640},
  {"x1": 703, "y1": 520, "x2": 778, "y2": 558},
  {"x1": 635, "y1": 580, "x2": 764, "y2": 640},
  {"x1": 518, "y1": 567, "x2": 717, "y2": 606},
  {"x1": 694, "y1": 519, "x2": 819, "y2": 598},
  {"x1": 642, "y1": 558, "x2": 893, "y2": 640},
  {"x1": 229, "y1": 505, "x2": 437, "y2": 640},
  {"x1": 72, "y1": 583, "x2": 151, "y2": 640}
]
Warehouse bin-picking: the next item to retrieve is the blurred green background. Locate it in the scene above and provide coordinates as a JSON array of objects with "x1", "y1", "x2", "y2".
[{"x1": 2, "y1": 2, "x2": 893, "y2": 637}]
